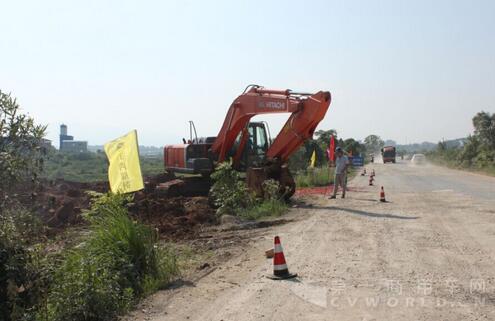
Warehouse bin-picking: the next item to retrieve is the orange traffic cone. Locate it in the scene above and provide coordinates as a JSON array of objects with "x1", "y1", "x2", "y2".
[
  {"x1": 380, "y1": 186, "x2": 386, "y2": 202},
  {"x1": 369, "y1": 175, "x2": 374, "y2": 186},
  {"x1": 267, "y1": 236, "x2": 297, "y2": 280}
]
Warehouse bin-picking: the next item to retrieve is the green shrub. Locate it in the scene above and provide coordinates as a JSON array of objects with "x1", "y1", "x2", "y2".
[
  {"x1": 0, "y1": 207, "x2": 48, "y2": 321},
  {"x1": 45, "y1": 193, "x2": 178, "y2": 321},
  {"x1": 45, "y1": 250, "x2": 134, "y2": 321},
  {"x1": 210, "y1": 162, "x2": 252, "y2": 216},
  {"x1": 0, "y1": 90, "x2": 47, "y2": 207},
  {"x1": 210, "y1": 165, "x2": 288, "y2": 220}
]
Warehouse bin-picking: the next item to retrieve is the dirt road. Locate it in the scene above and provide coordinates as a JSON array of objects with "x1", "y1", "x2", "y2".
[{"x1": 129, "y1": 161, "x2": 495, "y2": 321}]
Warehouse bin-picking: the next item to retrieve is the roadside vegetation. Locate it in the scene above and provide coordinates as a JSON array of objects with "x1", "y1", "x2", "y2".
[
  {"x1": 42, "y1": 151, "x2": 164, "y2": 182},
  {"x1": 44, "y1": 193, "x2": 178, "y2": 321},
  {"x1": 210, "y1": 162, "x2": 287, "y2": 220},
  {"x1": 1, "y1": 91, "x2": 178, "y2": 321},
  {"x1": 426, "y1": 111, "x2": 495, "y2": 175},
  {"x1": 289, "y1": 129, "x2": 365, "y2": 188},
  {"x1": 288, "y1": 129, "x2": 365, "y2": 172},
  {"x1": 1, "y1": 90, "x2": 48, "y2": 321},
  {"x1": 1, "y1": 192, "x2": 178, "y2": 321},
  {"x1": 294, "y1": 167, "x2": 335, "y2": 187}
]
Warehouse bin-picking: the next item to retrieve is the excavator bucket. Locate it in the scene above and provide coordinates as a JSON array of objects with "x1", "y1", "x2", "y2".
[
  {"x1": 246, "y1": 164, "x2": 296, "y2": 200},
  {"x1": 246, "y1": 167, "x2": 265, "y2": 197},
  {"x1": 279, "y1": 165, "x2": 296, "y2": 199}
]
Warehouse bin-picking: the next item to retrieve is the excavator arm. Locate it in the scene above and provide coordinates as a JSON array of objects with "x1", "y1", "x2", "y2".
[
  {"x1": 210, "y1": 85, "x2": 331, "y2": 199},
  {"x1": 211, "y1": 85, "x2": 331, "y2": 164}
]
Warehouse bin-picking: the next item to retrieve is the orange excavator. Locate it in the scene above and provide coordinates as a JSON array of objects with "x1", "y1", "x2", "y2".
[{"x1": 164, "y1": 85, "x2": 331, "y2": 199}]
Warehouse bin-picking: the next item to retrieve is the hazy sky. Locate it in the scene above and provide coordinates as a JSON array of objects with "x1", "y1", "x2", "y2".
[{"x1": 1, "y1": 0, "x2": 494, "y2": 147}]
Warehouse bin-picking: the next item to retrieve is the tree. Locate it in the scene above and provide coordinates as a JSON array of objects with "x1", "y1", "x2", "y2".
[
  {"x1": 1, "y1": 91, "x2": 46, "y2": 321},
  {"x1": 342, "y1": 138, "x2": 365, "y2": 156},
  {"x1": 472, "y1": 111, "x2": 495, "y2": 149},
  {"x1": 314, "y1": 129, "x2": 338, "y2": 156},
  {"x1": 288, "y1": 139, "x2": 325, "y2": 171},
  {"x1": 437, "y1": 140, "x2": 447, "y2": 152},
  {"x1": 363, "y1": 135, "x2": 384, "y2": 154},
  {"x1": 314, "y1": 129, "x2": 337, "y2": 148},
  {"x1": 458, "y1": 135, "x2": 480, "y2": 166},
  {"x1": 0, "y1": 90, "x2": 46, "y2": 210}
]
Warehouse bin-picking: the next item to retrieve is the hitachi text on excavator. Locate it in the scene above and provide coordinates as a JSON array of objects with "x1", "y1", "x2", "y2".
[{"x1": 163, "y1": 85, "x2": 331, "y2": 199}]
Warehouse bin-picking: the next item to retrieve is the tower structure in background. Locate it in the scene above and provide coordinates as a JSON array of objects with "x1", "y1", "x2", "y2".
[
  {"x1": 59, "y1": 124, "x2": 87, "y2": 153},
  {"x1": 59, "y1": 124, "x2": 73, "y2": 149}
]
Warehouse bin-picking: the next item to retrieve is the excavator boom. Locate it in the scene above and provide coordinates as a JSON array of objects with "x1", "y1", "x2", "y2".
[{"x1": 211, "y1": 85, "x2": 331, "y2": 164}]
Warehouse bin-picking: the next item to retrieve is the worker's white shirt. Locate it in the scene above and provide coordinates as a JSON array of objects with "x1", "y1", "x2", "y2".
[{"x1": 335, "y1": 155, "x2": 349, "y2": 174}]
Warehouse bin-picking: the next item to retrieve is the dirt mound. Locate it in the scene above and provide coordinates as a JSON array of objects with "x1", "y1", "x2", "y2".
[
  {"x1": 22, "y1": 175, "x2": 216, "y2": 238},
  {"x1": 128, "y1": 194, "x2": 216, "y2": 239},
  {"x1": 17, "y1": 179, "x2": 109, "y2": 228}
]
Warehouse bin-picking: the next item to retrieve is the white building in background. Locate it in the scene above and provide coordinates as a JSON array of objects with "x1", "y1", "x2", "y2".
[{"x1": 59, "y1": 124, "x2": 87, "y2": 153}]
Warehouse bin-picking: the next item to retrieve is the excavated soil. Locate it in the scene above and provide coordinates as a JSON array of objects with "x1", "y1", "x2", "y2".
[
  {"x1": 17, "y1": 174, "x2": 216, "y2": 239},
  {"x1": 128, "y1": 193, "x2": 216, "y2": 239}
]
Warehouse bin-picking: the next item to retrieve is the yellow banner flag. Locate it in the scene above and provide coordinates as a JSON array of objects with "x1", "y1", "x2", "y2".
[
  {"x1": 310, "y1": 149, "x2": 316, "y2": 168},
  {"x1": 104, "y1": 130, "x2": 144, "y2": 193}
]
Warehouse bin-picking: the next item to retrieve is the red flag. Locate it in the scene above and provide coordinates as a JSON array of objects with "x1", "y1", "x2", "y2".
[{"x1": 328, "y1": 135, "x2": 335, "y2": 163}]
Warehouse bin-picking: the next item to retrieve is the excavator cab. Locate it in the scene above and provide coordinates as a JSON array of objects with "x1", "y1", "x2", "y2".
[
  {"x1": 164, "y1": 121, "x2": 271, "y2": 175},
  {"x1": 231, "y1": 122, "x2": 270, "y2": 171}
]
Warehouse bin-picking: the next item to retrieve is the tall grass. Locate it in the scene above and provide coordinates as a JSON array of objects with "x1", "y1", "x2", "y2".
[
  {"x1": 43, "y1": 193, "x2": 178, "y2": 321},
  {"x1": 237, "y1": 179, "x2": 288, "y2": 220},
  {"x1": 239, "y1": 199, "x2": 287, "y2": 220},
  {"x1": 294, "y1": 167, "x2": 334, "y2": 187}
]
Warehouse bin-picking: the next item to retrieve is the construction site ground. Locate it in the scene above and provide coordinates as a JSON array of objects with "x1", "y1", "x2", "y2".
[
  {"x1": 27, "y1": 173, "x2": 217, "y2": 239},
  {"x1": 124, "y1": 159, "x2": 495, "y2": 321}
]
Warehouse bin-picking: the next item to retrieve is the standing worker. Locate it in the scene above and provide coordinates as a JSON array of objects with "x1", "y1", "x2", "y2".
[{"x1": 329, "y1": 147, "x2": 349, "y2": 199}]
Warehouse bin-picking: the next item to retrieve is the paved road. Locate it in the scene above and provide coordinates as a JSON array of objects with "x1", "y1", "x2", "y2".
[
  {"x1": 131, "y1": 162, "x2": 495, "y2": 321},
  {"x1": 376, "y1": 159, "x2": 495, "y2": 200}
]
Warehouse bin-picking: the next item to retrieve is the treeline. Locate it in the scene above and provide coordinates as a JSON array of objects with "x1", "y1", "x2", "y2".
[
  {"x1": 289, "y1": 129, "x2": 361, "y2": 170},
  {"x1": 288, "y1": 130, "x2": 386, "y2": 187},
  {"x1": 427, "y1": 111, "x2": 495, "y2": 175},
  {"x1": 288, "y1": 130, "x2": 385, "y2": 171}
]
